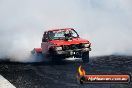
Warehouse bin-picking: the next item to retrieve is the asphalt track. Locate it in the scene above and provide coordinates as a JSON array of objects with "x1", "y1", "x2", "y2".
[{"x1": 0, "y1": 55, "x2": 132, "y2": 88}]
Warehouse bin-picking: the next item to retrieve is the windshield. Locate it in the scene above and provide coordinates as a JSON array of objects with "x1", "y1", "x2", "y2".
[{"x1": 48, "y1": 29, "x2": 79, "y2": 40}]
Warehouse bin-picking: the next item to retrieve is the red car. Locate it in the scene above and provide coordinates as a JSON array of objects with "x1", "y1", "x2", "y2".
[{"x1": 32, "y1": 28, "x2": 91, "y2": 62}]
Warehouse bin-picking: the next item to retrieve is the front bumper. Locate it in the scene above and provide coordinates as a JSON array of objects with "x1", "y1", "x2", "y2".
[{"x1": 54, "y1": 48, "x2": 91, "y2": 57}]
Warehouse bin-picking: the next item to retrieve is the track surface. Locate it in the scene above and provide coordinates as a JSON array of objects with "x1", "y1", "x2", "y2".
[{"x1": 0, "y1": 55, "x2": 132, "y2": 88}]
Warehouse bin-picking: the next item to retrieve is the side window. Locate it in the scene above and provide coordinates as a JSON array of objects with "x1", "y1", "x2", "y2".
[
  {"x1": 42, "y1": 32, "x2": 48, "y2": 42},
  {"x1": 71, "y1": 29, "x2": 79, "y2": 38},
  {"x1": 48, "y1": 31, "x2": 55, "y2": 39}
]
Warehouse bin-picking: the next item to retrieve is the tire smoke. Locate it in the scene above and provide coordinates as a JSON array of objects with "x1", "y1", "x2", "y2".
[{"x1": 0, "y1": 0, "x2": 132, "y2": 62}]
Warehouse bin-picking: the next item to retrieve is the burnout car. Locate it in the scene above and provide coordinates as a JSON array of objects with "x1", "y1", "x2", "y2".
[{"x1": 32, "y1": 28, "x2": 91, "y2": 62}]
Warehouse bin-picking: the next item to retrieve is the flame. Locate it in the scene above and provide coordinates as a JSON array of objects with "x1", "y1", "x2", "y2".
[{"x1": 78, "y1": 66, "x2": 86, "y2": 76}]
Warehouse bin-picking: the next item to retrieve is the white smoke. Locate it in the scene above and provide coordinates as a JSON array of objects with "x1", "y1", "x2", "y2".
[{"x1": 0, "y1": 0, "x2": 132, "y2": 61}]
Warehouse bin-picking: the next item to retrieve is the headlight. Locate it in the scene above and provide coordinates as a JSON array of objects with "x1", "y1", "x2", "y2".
[
  {"x1": 55, "y1": 46, "x2": 62, "y2": 51},
  {"x1": 83, "y1": 43, "x2": 90, "y2": 48}
]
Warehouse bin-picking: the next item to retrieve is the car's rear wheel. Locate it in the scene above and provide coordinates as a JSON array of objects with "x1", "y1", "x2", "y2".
[{"x1": 82, "y1": 51, "x2": 89, "y2": 63}]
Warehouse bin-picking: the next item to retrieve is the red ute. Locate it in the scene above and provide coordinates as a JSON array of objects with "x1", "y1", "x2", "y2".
[{"x1": 32, "y1": 28, "x2": 91, "y2": 62}]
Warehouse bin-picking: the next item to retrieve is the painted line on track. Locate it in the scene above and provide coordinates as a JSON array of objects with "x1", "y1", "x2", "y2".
[{"x1": 0, "y1": 75, "x2": 16, "y2": 88}]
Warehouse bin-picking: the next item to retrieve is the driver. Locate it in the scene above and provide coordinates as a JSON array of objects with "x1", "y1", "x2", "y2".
[
  {"x1": 64, "y1": 30, "x2": 73, "y2": 40},
  {"x1": 65, "y1": 30, "x2": 72, "y2": 37}
]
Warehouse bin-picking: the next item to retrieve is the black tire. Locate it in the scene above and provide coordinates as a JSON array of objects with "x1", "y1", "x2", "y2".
[
  {"x1": 82, "y1": 51, "x2": 89, "y2": 63},
  {"x1": 49, "y1": 49, "x2": 65, "y2": 63}
]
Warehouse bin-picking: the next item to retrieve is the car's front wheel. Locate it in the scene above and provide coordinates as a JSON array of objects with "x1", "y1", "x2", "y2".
[{"x1": 82, "y1": 51, "x2": 89, "y2": 63}]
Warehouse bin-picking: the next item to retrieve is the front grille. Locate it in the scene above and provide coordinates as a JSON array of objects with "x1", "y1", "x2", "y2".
[
  {"x1": 62, "y1": 45, "x2": 70, "y2": 50},
  {"x1": 62, "y1": 44, "x2": 82, "y2": 50}
]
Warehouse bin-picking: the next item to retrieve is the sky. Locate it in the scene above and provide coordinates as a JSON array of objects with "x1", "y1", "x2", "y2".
[{"x1": 0, "y1": 0, "x2": 132, "y2": 61}]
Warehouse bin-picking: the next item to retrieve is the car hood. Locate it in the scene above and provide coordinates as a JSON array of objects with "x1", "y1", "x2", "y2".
[{"x1": 50, "y1": 38, "x2": 90, "y2": 46}]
